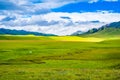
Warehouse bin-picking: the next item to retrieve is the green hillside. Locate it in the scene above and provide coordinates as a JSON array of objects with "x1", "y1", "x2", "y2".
[
  {"x1": 0, "y1": 35, "x2": 53, "y2": 40},
  {"x1": 79, "y1": 21, "x2": 120, "y2": 38},
  {"x1": 83, "y1": 28, "x2": 120, "y2": 37}
]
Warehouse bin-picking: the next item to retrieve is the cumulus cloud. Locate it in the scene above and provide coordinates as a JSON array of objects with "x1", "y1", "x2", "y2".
[
  {"x1": 0, "y1": 12, "x2": 120, "y2": 35},
  {"x1": 0, "y1": 23, "x2": 105, "y2": 35},
  {"x1": 2, "y1": 12, "x2": 120, "y2": 26}
]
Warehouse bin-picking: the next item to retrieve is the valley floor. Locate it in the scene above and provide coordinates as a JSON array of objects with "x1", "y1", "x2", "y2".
[{"x1": 0, "y1": 36, "x2": 120, "y2": 80}]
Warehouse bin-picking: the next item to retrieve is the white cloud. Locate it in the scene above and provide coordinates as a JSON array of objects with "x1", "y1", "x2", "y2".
[
  {"x1": 40, "y1": 12, "x2": 120, "y2": 23},
  {"x1": 0, "y1": 23, "x2": 104, "y2": 35},
  {"x1": 0, "y1": 15, "x2": 6, "y2": 21},
  {"x1": 9, "y1": 0, "x2": 29, "y2": 5},
  {"x1": 89, "y1": 0, "x2": 99, "y2": 3},
  {"x1": 1, "y1": 12, "x2": 120, "y2": 35},
  {"x1": 8, "y1": 0, "x2": 84, "y2": 10},
  {"x1": 0, "y1": 0, "x2": 118, "y2": 17},
  {"x1": 7, "y1": 0, "x2": 119, "y2": 13}
]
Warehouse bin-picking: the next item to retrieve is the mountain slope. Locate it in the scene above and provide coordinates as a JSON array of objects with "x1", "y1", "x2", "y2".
[
  {"x1": 76, "y1": 21, "x2": 120, "y2": 37},
  {"x1": 0, "y1": 28, "x2": 56, "y2": 36},
  {"x1": 85, "y1": 28, "x2": 120, "y2": 37}
]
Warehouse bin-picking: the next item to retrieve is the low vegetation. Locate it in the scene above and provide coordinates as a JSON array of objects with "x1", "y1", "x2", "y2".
[{"x1": 0, "y1": 35, "x2": 120, "y2": 80}]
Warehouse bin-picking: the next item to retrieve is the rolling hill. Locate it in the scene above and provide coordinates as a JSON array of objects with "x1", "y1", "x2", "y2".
[
  {"x1": 73, "y1": 21, "x2": 120, "y2": 37},
  {"x1": 0, "y1": 28, "x2": 56, "y2": 36}
]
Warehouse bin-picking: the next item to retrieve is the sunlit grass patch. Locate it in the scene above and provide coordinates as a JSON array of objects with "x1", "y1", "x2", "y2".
[{"x1": 49, "y1": 36, "x2": 104, "y2": 42}]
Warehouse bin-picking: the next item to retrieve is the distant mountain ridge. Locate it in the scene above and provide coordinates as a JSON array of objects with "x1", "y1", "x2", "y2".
[
  {"x1": 71, "y1": 31, "x2": 83, "y2": 35},
  {"x1": 0, "y1": 28, "x2": 56, "y2": 36}
]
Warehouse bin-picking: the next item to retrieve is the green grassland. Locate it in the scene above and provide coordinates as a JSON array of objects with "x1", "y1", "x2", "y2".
[{"x1": 0, "y1": 35, "x2": 120, "y2": 80}]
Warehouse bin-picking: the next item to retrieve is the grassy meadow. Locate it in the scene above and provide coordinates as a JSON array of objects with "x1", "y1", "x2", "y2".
[{"x1": 0, "y1": 35, "x2": 120, "y2": 80}]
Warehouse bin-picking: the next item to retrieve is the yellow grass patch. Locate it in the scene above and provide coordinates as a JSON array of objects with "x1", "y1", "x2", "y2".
[{"x1": 49, "y1": 36, "x2": 104, "y2": 42}]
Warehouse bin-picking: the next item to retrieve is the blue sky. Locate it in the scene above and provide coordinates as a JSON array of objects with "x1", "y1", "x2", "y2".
[
  {"x1": 53, "y1": 1, "x2": 120, "y2": 12},
  {"x1": 0, "y1": 0, "x2": 120, "y2": 35}
]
